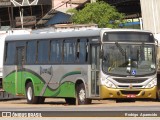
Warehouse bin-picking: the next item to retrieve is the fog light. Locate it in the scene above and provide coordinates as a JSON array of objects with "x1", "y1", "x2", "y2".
[
  {"x1": 148, "y1": 93, "x2": 152, "y2": 97},
  {"x1": 117, "y1": 91, "x2": 120, "y2": 96},
  {"x1": 109, "y1": 93, "x2": 113, "y2": 97}
]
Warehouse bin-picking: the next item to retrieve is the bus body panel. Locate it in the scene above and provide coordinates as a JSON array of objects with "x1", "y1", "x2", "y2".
[
  {"x1": 100, "y1": 85, "x2": 157, "y2": 99},
  {"x1": 3, "y1": 65, "x2": 90, "y2": 98}
]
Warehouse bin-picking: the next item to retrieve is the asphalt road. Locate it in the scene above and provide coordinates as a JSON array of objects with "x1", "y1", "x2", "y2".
[
  {"x1": 0, "y1": 98, "x2": 160, "y2": 111},
  {"x1": 0, "y1": 98, "x2": 160, "y2": 117},
  {"x1": 0, "y1": 98, "x2": 160, "y2": 120}
]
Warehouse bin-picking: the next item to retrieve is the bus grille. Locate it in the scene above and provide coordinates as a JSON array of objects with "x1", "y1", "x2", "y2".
[
  {"x1": 113, "y1": 78, "x2": 147, "y2": 83},
  {"x1": 118, "y1": 85, "x2": 143, "y2": 88},
  {"x1": 120, "y1": 90, "x2": 140, "y2": 95}
]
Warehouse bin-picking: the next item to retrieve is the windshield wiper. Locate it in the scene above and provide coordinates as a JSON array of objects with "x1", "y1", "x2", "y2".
[
  {"x1": 140, "y1": 42, "x2": 145, "y2": 60},
  {"x1": 115, "y1": 42, "x2": 126, "y2": 56}
]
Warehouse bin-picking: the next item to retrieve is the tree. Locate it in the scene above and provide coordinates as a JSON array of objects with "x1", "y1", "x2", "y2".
[{"x1": 67, "y1": 1, "x2": 124, "y2": 28}]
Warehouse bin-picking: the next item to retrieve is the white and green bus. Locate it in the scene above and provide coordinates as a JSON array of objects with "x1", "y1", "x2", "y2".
[{"x1": 3, "y1": 28, "x2": 158, "y2": 105}]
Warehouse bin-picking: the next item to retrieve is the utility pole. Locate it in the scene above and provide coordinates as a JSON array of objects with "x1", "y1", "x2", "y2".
[
  {"x1": 11, "y1": 6, "x2": 14, "y2": 28},
  {"x1": 52, "y1": 0, "x2": 54, "y2": 8},
  {"x1": 8, "y1": 7, "x2": 12, "y2": 28},
  {"x1": 69, "y1": 0, "x2": 72, "y2": 8},
  {"x1": 20, "y1": 8, "x2": 24, "y2": 29}
]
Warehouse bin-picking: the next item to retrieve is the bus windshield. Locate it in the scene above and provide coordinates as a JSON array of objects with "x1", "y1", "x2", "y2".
[{"x1": 102, "y1": 43, "x2": 156, "y2": 76}]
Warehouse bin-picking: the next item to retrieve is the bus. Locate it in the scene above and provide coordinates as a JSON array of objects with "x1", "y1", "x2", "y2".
[{"x1": 3, "y1": 28, "x2": 158, "y2": 104}]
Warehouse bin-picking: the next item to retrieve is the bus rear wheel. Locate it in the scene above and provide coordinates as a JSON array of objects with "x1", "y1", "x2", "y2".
[
  {"x1": 26, "y1": 82, "x2": 39, "y2": 104},
  {"x1": 76, "y1": 83, "x2": 92, "y2": 105}
]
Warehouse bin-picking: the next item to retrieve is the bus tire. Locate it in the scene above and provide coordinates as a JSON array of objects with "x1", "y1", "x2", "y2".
[
  {"x1": 116, "y1": 99, "x2": 135, "y2": 103},
  {"x1": 76, "y1": 83, "x2": 92, "y2": 105},
  {"x1": 26, "y1": 82, "x2": 39, "y2": 104},
  {"x1": 65, "y1": 98, "x2": 76, "y2": 105},
  {"x1": 38, "y1": 97, "x2": 45, "y2": 104},
  {"x1": 156, "y1": 89, "x2": 160, "y2": 101}
]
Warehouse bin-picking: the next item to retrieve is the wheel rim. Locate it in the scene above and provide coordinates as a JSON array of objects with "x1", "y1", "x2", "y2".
[
  {"x1": 27, "y1": 87, "x2": 32, "y2": 100},
  {"x1": 79, "y1": 89, "x2": 85, "y2": 102}
]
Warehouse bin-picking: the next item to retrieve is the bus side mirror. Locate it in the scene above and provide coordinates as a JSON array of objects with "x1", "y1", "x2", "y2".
[{"x1": 155, "y1": 39, "x2": 158, "y2": 47}]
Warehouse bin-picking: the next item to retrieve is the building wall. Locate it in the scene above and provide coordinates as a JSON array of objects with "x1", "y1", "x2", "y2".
[
  {"x1": 53, "y1": 0, "x2": 78, "y2": 11},
  {"x1": 140, "y1": 0, "x2": 160, "y2": 34}
]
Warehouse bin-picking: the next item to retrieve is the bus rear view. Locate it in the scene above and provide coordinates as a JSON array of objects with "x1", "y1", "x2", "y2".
[{"x1": 99, "y1": 30, "x2": 157, "y2": 100}]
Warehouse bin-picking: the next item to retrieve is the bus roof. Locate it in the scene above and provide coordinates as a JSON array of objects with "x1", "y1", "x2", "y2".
[
  {"x1": 5, "y1": 28, "x2": 102, "y2": 41},
  {"x1": 5, "y1": 28, "x2": 152, "y2": 41},
  {"x1": 101, "y1": 29, "x2": 152, "y2": 33}
]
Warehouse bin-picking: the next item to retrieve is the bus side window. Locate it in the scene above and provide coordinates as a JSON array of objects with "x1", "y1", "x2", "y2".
[
  {"x1": 37, "y1": 40, "x2": 49, "y2": 63},
  {"x1": 4, "y1": 43, "x2": 8, "y2": 64},
  {"x1": 63, "y1": 39, "x2": 76, "y2": 63},
  {"x1": 5, "y1": 42, "x2": 16, "y2": 65},
  {"x1": 78, "y1": 39, "x2": 88, "y2": 63},
  {"x1": 50, "y1": 40, "x2": 62, "y2": 63},
  {"x1": 26, "y1": 41, "x2": 37, "y2": 64}
]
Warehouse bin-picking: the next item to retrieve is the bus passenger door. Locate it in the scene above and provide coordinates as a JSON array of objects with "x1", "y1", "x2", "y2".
[
  {"x1": 90, "y1": 44, "x2": 100, "y2": 97},
  {"x1": 16, "y1": 47, "x2": 25, "y2": 94}
]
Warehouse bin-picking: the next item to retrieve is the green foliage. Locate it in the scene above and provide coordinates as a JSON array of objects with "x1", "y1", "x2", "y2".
[{"x1": 67, "y1": 1, "x2": 124, "y2": 28}]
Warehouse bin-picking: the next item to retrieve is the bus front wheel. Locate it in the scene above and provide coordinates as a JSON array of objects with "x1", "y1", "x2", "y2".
[
  {"x1": 65, "y1": 98, "x2": 76, "y2": 105},
  {"x1": 76, "y1": 83, "x2": 92, "y2": 105},
  {"x1": 38, "y1": 97, "x2": 45, "y2": 104},
  {"x1": 157, "y1": 89, "x2": 160, "y2": 101},
  {"x1": 26, "y1": 82, "x2": 39, "y2": 104}
]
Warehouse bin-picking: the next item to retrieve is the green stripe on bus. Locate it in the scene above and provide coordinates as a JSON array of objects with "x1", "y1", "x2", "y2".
[
  {"x1": 60, "y1": 71, "x2": 81, "y2": 83},
  {"x1": 3, "y1": 70, "x2": 81, "y2": 98}
]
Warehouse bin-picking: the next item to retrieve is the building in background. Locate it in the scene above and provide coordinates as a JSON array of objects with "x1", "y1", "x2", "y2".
[
  {"x1": 140, "y1": 0, "x2": 160, "y2": 34},
  {"x1": 1, "y1": 0, "x2": 159, "y2": 32},
  {"x1": 0, "y1": 0, "x2": 52, "y2": 29},
  {"x1": 37, "y1": 0, "x2": 88, "y2": 27},
  {"x1": 0, "y1": 0, "x2": 90, "y2": 29},
  {"x1": 0, "y1": 0, "x2": 142, "y2": 30},
  {"x1": 39, "y1": 0, "x2": 142, "y2": 28}
]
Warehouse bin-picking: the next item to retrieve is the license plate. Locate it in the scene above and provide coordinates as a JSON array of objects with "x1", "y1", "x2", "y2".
[{"x1": 127, "y1": 94, "x2": 136, "y2": 98}]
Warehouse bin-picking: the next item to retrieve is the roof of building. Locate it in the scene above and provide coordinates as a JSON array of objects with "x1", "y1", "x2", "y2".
[{"x1": 0, "y1": 0, "x2": 141, "y2": 28}]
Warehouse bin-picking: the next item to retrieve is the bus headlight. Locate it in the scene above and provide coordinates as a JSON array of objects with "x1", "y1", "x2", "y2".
[
  {"x1": 105, "y1": 80, "x2": 116, "y2": 88},
  {"x1": 145, "y1": 78, "x2": 157, "y2": 88}
]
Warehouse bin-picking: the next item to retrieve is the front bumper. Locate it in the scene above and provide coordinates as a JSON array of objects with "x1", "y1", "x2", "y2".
[{"x1": 100, "y1": 85, "x2": 157, "y2": 99}]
